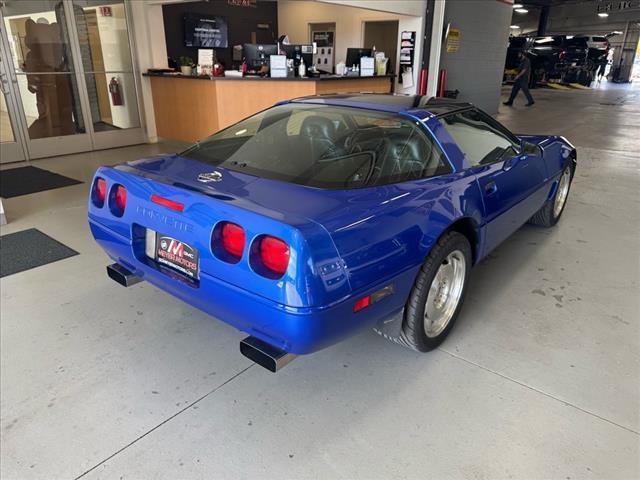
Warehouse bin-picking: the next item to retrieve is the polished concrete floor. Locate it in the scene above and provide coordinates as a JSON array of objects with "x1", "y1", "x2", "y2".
[{"x1": 1, "y1": 84, "x2": 639, "y2": 479}]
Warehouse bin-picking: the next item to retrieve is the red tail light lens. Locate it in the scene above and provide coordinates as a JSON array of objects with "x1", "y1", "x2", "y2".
[
  {"x1": 92, "y1": 177, "x2": 107, "y2": 207},
  {"x1": 559, "y1": 48, "x2": 567, "y2": 61},
  {"x1": 259, "y1": 236, "x2": 290, "y2": 276},
  {"x1": 151, "y1": 194, "x2": 185, "y2": 212},
  {"x1": 353, "y1": 296, "x2": 371, "y2": 312},
  {"x1": 115, "y1": 185, "x2": 127, "y2": 211},
  {"x1": 109, "y1": 184, "x2": 127, "y2": 217},
  {"x1": 221, "y1": 222, "x2": 245, "y2": 258}
]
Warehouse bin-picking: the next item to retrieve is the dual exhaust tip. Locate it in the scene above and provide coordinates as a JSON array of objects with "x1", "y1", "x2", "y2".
[
  {"x1": 240, "y1": 336, "x2": 296, "y2": 373},
  {"x1": 107, "y1": 263, "x2": 296, "y2": 372}
]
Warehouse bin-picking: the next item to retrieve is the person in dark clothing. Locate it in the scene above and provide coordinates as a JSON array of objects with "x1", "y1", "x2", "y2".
[
  {"x1": 596, "y1": 57, "x2": 608, "y2": 82},
  {"x1": 503, "y1": 50, "x2": 535, "y2": 107}
]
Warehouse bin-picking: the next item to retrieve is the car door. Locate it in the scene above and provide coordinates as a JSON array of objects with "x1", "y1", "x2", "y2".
[{"x1": 439, "y1": 109, "x2": 546, "y2": 255}]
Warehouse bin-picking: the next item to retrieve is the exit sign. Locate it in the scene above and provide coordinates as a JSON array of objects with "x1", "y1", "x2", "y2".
[{"x1": 596, "y1": 0, "x2": 640, "y2": 13}]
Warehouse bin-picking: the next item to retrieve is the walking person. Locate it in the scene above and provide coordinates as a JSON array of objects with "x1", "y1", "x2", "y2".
[
  {"x1": 503, "y1": 50, "x2": 535, "y2": 107},
  {"x1": 596, "y1": 57, "x2": 608, "y2": 82}
]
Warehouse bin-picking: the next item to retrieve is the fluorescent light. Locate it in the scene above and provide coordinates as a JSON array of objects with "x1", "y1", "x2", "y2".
[
  {"x1": 598, "y1": 12, "x2": 609, "y2": 17},
  {"x1": 510, "y1": 25, "x2": 520, "y2": 29},
  {"x1": 515, "y1": 8, "x2": 528, "y2": 13},
  {"x1": 513, "y1": 3, "x2": 523, "y2": 8}
]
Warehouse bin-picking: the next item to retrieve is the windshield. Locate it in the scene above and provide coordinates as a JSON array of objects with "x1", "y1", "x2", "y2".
[{"x1": 181, "y1": 103, "x2": 451, "y2": 189}]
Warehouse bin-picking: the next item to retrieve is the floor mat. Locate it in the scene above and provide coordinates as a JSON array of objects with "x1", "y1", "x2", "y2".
[
  {"x1": 0, "y1": 228, "x2": 79, "y2": 278},
  {"x1": 0, "y1": 166, "x2": 82, "y2": 198}
]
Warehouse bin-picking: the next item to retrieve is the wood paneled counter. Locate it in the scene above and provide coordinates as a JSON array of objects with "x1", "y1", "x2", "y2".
[{"x1": 144, "y1": 73, "x2": 394, "y2": 143}]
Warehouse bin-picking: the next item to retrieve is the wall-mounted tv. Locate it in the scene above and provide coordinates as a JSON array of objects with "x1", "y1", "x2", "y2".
[{"x1": 184, "y1": 13, "x2": 228, "y2": 48}]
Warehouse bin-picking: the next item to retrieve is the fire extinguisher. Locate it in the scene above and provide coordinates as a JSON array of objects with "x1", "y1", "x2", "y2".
[{"x1": 109, "y1": 77, "x2": 123, "y2": 106}]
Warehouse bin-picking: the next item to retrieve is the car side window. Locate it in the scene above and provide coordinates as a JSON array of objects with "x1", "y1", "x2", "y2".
[{"x1": 439, "y1": 109, "x2": 520, "y2": 167}]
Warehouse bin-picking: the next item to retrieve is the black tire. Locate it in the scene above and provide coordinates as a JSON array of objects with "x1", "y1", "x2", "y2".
[
  {"x1": 400, "y1": 231, "x2": 472, "y2": 352},
  {"x1": 529, "y1": 163, "x2": 574, "y2": 227}
]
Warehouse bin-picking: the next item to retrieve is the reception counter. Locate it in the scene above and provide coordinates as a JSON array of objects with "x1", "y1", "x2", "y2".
[{"x1": 144, "y1": 73, "x2": 394, "y2": 143}]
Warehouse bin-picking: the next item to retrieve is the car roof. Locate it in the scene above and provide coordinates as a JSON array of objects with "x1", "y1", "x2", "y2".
[{"x1": 288, "y1": 94, "x2": 473, "y2": 117}]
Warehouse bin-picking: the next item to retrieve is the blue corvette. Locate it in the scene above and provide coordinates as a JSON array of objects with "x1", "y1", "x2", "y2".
[{"x1": 88, "y1": 94, "x2": 576, "y2": 372}]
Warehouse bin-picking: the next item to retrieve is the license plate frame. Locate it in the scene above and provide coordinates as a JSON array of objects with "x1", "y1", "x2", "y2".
[{"x1": 154, "y1": 233, "x2": 200, "y2": 280}]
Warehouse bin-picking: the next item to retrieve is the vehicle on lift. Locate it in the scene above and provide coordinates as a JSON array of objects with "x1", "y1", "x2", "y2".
[
  {"x1": 88, "y1": 94, "x2": 577, "y2": 372},
  {"x1": 504, "y1": 35, "x2": 590, "y2": 86}
]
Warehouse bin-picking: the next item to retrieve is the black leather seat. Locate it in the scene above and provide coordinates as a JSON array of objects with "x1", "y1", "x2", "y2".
[{"x1": 299, "y1": 116, "x2": 337, "y2": 161}]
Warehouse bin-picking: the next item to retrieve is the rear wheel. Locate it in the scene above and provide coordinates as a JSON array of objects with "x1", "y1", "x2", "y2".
[
  {"x1": 529, "y1": 163, "x2": 573, "y2": 227},
  {"x1": 400, "y1": 232, "x2": 472, "y2": 352}
]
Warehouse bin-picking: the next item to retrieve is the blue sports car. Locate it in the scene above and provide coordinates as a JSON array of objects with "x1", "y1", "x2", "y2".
[{"x1": 88, "y1": 94, "x2": 576, "y2": 372}]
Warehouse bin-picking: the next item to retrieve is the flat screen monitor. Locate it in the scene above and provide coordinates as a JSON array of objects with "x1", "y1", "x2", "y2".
[
  {"x1": 346, "y1": 48, "x2": 372, "y2": 68},
  {"x1": 184, "y1": 13, "x2": 228, "y2": 48},
  {"x1": 281, "y1": 44, "x2": 313, "y2": 67},
  {"x1": 243, "y1": 43, "x2": 278, "y2": 69}
]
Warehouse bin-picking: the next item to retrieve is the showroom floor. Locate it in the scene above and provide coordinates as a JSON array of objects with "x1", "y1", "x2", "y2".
[{"x1": 1, "y1": 83, "x2": 639, "y2": 479}]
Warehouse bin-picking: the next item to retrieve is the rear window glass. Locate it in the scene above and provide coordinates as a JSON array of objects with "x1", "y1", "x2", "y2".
[
  {"x1": 592, "y1": 36, "x2": 607, "y2": 42},
  {"x1": 181, "y1": 104, "x2": 452, "y2": 189},
  {"x1": 510, "y1": 38, "x2": 527, "y2": 48},
  {"x1": 564, "y1": 37, "x2": 588, "y2": 47}
]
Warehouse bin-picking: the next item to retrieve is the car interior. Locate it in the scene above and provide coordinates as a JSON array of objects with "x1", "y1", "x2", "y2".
[{"x1": 185, "y1": 105, "x2": 451, "y2": 188}]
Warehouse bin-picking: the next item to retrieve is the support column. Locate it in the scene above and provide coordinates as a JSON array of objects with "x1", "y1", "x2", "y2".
[
  {"x1": 537, "y1": 6, "x2": 549, "y2": 37},
  {"x1": 426, "y1": 0, "x2": 445, "y2": 97}
]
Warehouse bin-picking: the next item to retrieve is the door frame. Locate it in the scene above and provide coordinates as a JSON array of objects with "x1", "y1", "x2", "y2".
[
  {"x1": 0, "y1": 0, "x2": 145, "y2": 162},
  {"x1": 0, "y1": 34, "x2": 27, "y2": 163}
]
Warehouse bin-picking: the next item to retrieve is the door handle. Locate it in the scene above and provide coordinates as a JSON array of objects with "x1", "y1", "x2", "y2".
[
  {"x1": 484, "y1": 180, "x2": 498, "y2": 196},
  {"x1": 0, "y1": 74, "x2": 9, "y2": 95}
]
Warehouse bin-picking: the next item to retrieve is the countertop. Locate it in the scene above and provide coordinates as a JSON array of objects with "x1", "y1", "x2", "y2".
[{"x1": 143, "y1": 72, "x2": 395, "y2": 81}]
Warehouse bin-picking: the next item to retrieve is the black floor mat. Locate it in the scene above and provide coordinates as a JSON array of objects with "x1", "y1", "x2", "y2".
[
  {"x1": 0, "y1": 166, "x2": 82, "y2": 198},
  {"x1": 0, "y1": 228, "x2": 79, "y2": 278}
]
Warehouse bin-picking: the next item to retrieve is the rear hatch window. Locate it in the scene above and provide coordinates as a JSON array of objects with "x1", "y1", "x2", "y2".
[
  {"x1": 565, "y1": 37, "x2": 588, "y2": 48},
  {"x1": 181, "y1": 103, "x2": 451, "y2": 189}
]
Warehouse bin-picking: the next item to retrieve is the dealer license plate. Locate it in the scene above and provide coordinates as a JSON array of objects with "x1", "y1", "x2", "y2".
[{"x1": 154, "y1": 233, "x2": 199, "y2": 279}]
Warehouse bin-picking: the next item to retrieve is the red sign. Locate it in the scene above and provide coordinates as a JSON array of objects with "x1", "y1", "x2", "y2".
[{"x1": 99, "y1": 6, "x2": 112, "y2": 16}]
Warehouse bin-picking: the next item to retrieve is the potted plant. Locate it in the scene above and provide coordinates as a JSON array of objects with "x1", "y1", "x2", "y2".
[{"x1": 179, "y1": 56, "x2": 193, "y2": 76}]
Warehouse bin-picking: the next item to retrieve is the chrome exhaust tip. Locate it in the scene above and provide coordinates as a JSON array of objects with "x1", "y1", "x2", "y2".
[
  {"x1": 107, "y1": 263, "x2": 142, "y2": 287},
  {"x1": 240, "y1": 336, "x2": 296, "y2": 373}
]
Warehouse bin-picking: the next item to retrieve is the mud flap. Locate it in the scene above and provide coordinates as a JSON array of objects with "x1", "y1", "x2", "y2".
[{"x1": 373, "y1": 308, "x2": 412, "y2": 349}]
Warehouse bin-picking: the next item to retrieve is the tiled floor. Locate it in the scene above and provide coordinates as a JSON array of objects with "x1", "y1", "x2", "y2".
[{"x1": 1, "y1": 84, "x2": 638, "y2": 479}]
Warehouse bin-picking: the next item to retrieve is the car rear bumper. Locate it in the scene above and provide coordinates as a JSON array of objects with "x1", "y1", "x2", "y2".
[{"x1": 89, "y1": 218, "x2": 415, "y2": 355}]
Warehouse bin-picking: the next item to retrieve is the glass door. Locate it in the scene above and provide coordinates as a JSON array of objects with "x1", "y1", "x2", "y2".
[
  {"x1": 0, "y1": 41, "x2": 26, "y2": 163},
  {"x1": 0, "y1": 0, "x2": 143, "y2": 162},
  {"x1": 70, "y1": 0, "x2": 143, "y2": 150},
  {"x1": 0, "y1": 0, "x2": 93, "y2": 159}
]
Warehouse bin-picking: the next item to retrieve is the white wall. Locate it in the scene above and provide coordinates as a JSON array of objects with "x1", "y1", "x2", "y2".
[
  {"x1": 318, "y1": 0, "x2": 427, "y2": 17},
  {"x1": 278, "y1": 0, "x2": 424, "y2": 94}
]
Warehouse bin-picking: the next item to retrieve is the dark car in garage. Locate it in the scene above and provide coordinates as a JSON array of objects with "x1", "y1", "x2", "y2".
[{"x1": 504, "y1": 35, "x2": 590, "y2": 86}]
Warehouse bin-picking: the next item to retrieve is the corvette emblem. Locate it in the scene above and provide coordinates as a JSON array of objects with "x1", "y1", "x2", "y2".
[{"x1": 197, "y1": 171, "x2": 223, "y2": 183}]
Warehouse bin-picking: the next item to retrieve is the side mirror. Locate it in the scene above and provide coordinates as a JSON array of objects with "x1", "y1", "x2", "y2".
[{"x1": 522, "y1": 141, "x2": 542, "y2": 157}]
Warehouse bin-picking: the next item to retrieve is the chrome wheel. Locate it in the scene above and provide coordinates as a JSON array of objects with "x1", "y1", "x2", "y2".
[
  {"x1": 424, "y1": 250, "x2": 466, "y2": 338},
  {"x1": 554, "y1": 168, "x2": 571, "y2": 218}
]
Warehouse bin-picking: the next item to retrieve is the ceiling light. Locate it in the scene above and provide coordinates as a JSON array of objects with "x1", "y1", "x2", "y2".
[
  {"x1": 510, "y1": 25, "x2": 520, "y2": 29},
  {"x1": 515, "y1": 8, "x2": 529, "y2": 13},
  {"x1": 598, "y1": 12, "x2": 609, "y2": 17},
  {"x1": 513, "y1": 3, "x2": 523, "y2": 8}
]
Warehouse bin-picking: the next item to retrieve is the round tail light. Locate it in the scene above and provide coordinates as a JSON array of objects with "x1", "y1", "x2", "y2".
[
  {"x1": 110, "y1": 184, "x2": 127, "y2": 217},
  {"x1": 221, "y1": 222, "x2": 245, "y2": 259},
  {"x1": 259, "y1": 236, "x2": 290, "y2": 277},
  {"x1": 92, "y1": 177, "x2": 107, "y2": 207}
]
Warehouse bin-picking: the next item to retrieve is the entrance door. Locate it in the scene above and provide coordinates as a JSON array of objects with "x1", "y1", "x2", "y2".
[
  {"x1": 0, "y1": 0, "x2": 143, "y2": 163},
  {"x1": 69, "y1": 0, "x2": 144, "y2": 150},
  {"x1": 0, "y1": 41, "x2": 26, "y2": 163}
]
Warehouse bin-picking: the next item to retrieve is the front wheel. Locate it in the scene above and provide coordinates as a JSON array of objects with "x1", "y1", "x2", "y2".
[
  {"x1": 529, "y1": 163, "x2": 573, "y2": 227},
  {"x1": 400, "y1": 231, "x2": 472, "y2": 352}
]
